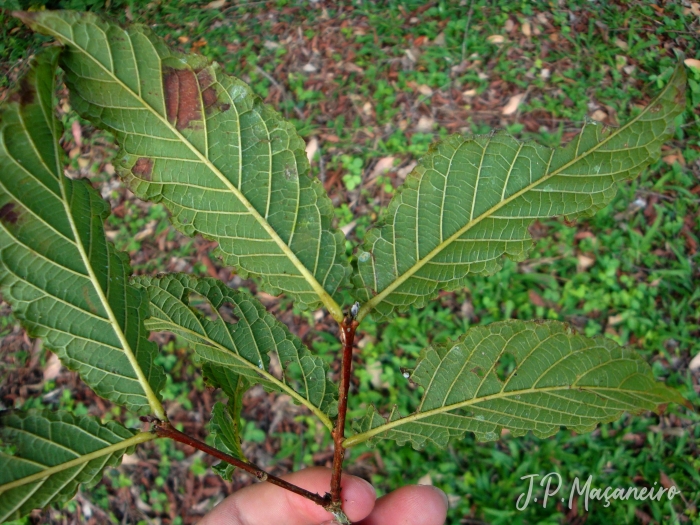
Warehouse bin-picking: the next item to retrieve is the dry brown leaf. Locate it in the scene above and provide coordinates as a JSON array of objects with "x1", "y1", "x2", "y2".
[
  {"x1": 340, "y1": 220, "x2": 357, "y2": 238},
  {"x1": 607, "y1": 314, "x2": 624, "y2": 326},
  {"x1": 305, "y1": 137, "x2": 318, "y2": 163},
  {"x1": 684, "y1": 58, "x2": 700, "y2": 70},
  {"x1": 203, "y1": 0, "x2": 226, "y2": 8},
  {"x1": 415, "y1": 116, "x2": 435, "y2": 133},
  {"x1": 397, "y1": 161, "x2": 417, "y2": 179},
  {"x1": 614, "y1": 38, "x2": 629, "y2": 51},
  {"x1": 662, "y1": 153, "x2": 686, "y2": 166},
  {"x1": 417, "y1": 84, "x2": 434, "y2": 96},
  {"x1": 487, "y1": 34, "x2": 505, "y2": 44},
  {"x1": 417, "y1": 473, "x2": 433, "y2": 485},
  {"x1": 522, "y1": 21, "x2": 532, "y2": 37},
  {"x1": 689, "y1": 352, "x2": 700, "y2": 373},
  {"x1": 370, "y1": 156, "x2": 395, "y2": 179},
  {"x1": 343, "y1": 62, "x2": 364, "y2": 75},
  {"x1": 502, "y1": 93, "x2": 525, "y2": 116},
  {"x1": 528, "y1": 290, "x2": 546, "y2": 307},
  {"x1": 591, "y1": 109, "x2": 607, "y2": 121},
  {"x1": 660, "y1": 472, "x2": 677, "y2": 491},
  {"x1": 71, "y1": 120, "x2": 82, "y2": 147},
  {"x1": 43, "y1": 353, "x2": 62, "y2": 382},
  {"x1": 577, "y1": 254, "x2": 596, "y2": 272},
  {"x1": 121, "y1": 453, "x2": 140, "y2": 466},
  {"x1": 134, "y1": 220, "x2": 157, "y2": 242}
]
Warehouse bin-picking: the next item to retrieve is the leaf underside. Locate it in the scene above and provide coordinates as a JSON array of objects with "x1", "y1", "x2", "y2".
[
  {"x1": 0, "y1": 48, "x2": 165, "y2": 416},
  {"x1": 19, "y1": 10, "x2": 350, "y2": 318},
  {"x1": 349, "y1": 320, "x2": 687, "y2": 449},
  {"x1": 354, "y1": 67, "x2": 686, "y2": 320},
  {"x1": 0, "y1": 411, "x2": 145, "y2": 522},
  {"x1": 204, "y1": 363, "x2": 248, "y2": 480},
  {"x1": 135, "y1": 274, "x2": 337, "y2": 424}
]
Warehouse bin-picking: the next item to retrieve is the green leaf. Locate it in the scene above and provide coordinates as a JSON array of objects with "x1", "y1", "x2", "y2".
[
  {"x1": 0, "y1": 411, "x2": 155, "y2": 522},
  {"x1": 204, "y1": 363, "x2": 248, "y2": 480},
  {"x1": 0, "y1": 48, "x2": 165, "y2": 418},
  {"x1": 209, "y1": 401, "x2": 246, "y2": 481},
  {"x1": 345, "y1": 320, "x2": 688, "y2": 449},
  {"x1": 135, "y1": 274, "x2": 337, "y2": 430},
  {"x1": 354, "y1": 66, "x2": 686, "y2": 320},
  {"x1": 17, "y1": 10, "x2": 350, "y2": 321}
]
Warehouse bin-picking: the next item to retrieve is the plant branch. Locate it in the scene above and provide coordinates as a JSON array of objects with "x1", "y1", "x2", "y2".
[
  {"x1": 152, "y1": 421, "x2": 331, "y2": 508},
  {"x1": 330, "y1": 314, "x2": 359, "y2": 507}
]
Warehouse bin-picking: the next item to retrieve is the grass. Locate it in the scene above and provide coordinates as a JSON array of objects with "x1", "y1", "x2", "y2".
[{"x1": 0, "y1": 0, "x2": 699, "y2": 524}]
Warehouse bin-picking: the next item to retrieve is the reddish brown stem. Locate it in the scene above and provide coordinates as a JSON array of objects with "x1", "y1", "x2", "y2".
[
  {"x1": 153, "y1": 421, "x2": 331, "y2": 508},
  {"x1": 330, "y1": 317, "x2": 359, "y2": 506}
]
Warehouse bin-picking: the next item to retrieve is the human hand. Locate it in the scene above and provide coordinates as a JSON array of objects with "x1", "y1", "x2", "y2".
[{"x1": 198, "y1": 467, "x2": 448, "y2": 525}]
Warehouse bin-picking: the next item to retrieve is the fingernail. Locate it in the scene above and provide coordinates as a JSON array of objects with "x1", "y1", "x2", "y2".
[
  {"x1": 428, "y1": 486, "x2": 449, "y2": 508},
  {"x1": 356, "y1": 475, "x2": 375, "y2": 495}
]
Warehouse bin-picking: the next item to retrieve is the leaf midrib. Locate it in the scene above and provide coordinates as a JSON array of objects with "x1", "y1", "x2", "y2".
[
  {"x1": 357, "y1": 79, "x2": 673, "y2": 320},
  {"x1": 60, "y1": 164, "x2": 167, "y2": 420},
  {"x1": 37, "y1": 19, "x2": 343, "y2": 322},
  {"x1": 146, "y1": 299, "x2": 334, "y2": 431},
  {"x1": 342, "y1": 384, "x2": 663, "y2": 447},
  {"x1": 0, "y1": 431, "x2": 154, "y2": 497},
  {"x1": 13, "y1": 66, "x2": 166, "y2": 420}
]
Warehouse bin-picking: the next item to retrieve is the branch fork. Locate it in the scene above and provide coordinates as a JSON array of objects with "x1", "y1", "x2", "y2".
[{"x1": 144, "y1": 301, "x2": 360, "y2": 524}]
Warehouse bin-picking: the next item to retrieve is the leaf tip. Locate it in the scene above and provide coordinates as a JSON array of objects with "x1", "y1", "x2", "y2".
[{"x1": 11, "y1": 10, "x2": 35, "y2": 25}]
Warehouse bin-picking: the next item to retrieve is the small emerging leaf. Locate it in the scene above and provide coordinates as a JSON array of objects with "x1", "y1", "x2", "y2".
[
  {"x1": 346, "y1": 320, "x2": 688, "y2": 449},
  {"x1": 209, "y1": 400, "x2": 246, "y2": 481},
  {"x1": 354, "y1": 66, "x2": 686, "y2": 320},
  {"x1": 17, "y1": 10, "x2": 350, "y2": 320},
  {"x1": 0, "y1": 49, "x2": 165, "y2": 417},
  {"x1": 205, "y1": 364, "x2": 248, "y2": 480},
  {"x1": 0, "y1": 411, "x2": 154, "y2": 522},
  {"x1": 135, "y1": 274, "x2": 337, "y2": 429}
]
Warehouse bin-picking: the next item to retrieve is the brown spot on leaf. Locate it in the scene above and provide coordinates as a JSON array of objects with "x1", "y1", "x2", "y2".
[
  {"x1": 9, "y1": 77, "x2": 35, "y2": 107},
  {"x1": 220, "y1": 103, "x2": 231, "y2": 112},
  {"x1": 196, "y1": 69, "x2": 218, "y2": 110},
  {"x1": 82, "y1": 285, "x2": 100, "y2": 314},
  {"x1": 203, "y1": 87, "x2": 217, "y2": 110},
  {"x1": 133, "y1": 157, "x2": 154, "y2": 180},
  {"x1": 196, "y1": 69, "x2": 213, "y2": 87},
  {"x1": 0, "y1": 203, "x2": 19, "y2": 224},
  {"x1": 675, "y1": 89, "x2": 685, "y2": 107},
  {"x1": 164, "y1": 68, "x2": 201, "y2": 130}
]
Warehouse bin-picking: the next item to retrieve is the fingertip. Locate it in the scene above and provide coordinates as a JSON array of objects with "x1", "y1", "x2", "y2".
[
  {"x1": 339, "y1": 472, "x2": 377, "y2": 522},
  {"x1": 358, "y1": 484, "x2": 448, "y2": 525},
  {"x1": 278, "y1": 467, "x2": 376, "y2": 523},
  {"x1": 195, "y1": 467, "x2": 377, "y2": 525},
  {"x1": 423, "y1": 485, "x2": 449, "y2": 511}
]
